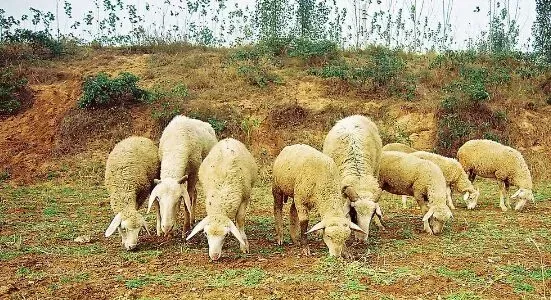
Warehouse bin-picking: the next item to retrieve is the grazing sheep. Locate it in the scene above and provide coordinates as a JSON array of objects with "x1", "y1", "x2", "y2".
[
  {"x1": 323, "y1": 115, "x2": 384, "y2": 242},
  {"x1": 147, "y1": 115, "x2": 217, "y2": 237},
  {"x1": 382, "y1": 143, "x2": 417, "y2": 153},
  {"x1": 379, "y1": 151, "x2": 453, "y2": 235},
  {"x1": 411, "y1": 151, "x2": 480, "y2": 210},
  {"x1": 272, "y1": 144, "x2": 365, "y2": 257},
  {"x1": 457, "y1": 139, "x2": 533, "y2": 211},
  {"x1": 186, "y1": 138, "x2": 258, "y2": 261},
  {"x1": 104, "y1": 136, "x2": 160, "y2": 250}
]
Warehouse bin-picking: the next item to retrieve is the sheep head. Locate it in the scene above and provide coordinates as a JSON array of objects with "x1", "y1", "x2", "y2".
[
  {"x1": 464, "y1": 187, "x2": 480, "y2": 209},
  {"x1": 147, "y1": 175, "x2": 190, "y2": 236},
  {"x1": 511, "y1": 188, "x2": 533, "y2": 211},
  {"x1": 186, "y1": 215, "x2": 246, "y2": 261},
  {"x1": 422, "y1": 205, "x2": 452, "y2": 235},
  {"x1": 307, "y1": 216, "x2": 365, "y2": 257},
  {"x1": 343, "y1": 186, "x2": 384, "y2": 242},
  {"x1": 105, "y1": 211, "x2": 149, "y2": 251}
]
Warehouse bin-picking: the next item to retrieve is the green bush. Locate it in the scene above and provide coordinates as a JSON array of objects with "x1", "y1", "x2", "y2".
[
  {"x1": 0, "y1": 68, "x2": 28, "y2": 115},
  {"x1": 288, "y1": 38, "x2": 339, "y2": 65},
  {"x1": 4, "y1": 29, "x2": 64, "y2": 58},
  {"x1": 237, "y1": 65, "x2": 282, "y2": 87},
  {"x1": 77, "y1": 72, "x2": 148, "y2": 109}
]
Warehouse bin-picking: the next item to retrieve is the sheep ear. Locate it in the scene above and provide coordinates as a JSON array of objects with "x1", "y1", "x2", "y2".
[
  {"x1": 422, "y1": 207, "x2": 435, "y2": 222},
  {"x1": 153, "y1": 179, "x2": 161, "y2": 184},
  {"x1": 186, "y1": 217, "x2": 209, "y2": 241},
  {"x1": 178, "y1": 175, "x2": 189, "y2": 184},
  {"x1": 342, "y1": 186, "x2": 359, "y2": 202},
  {"x1": 349, "y1": 221, "x2": 366, "y2": 234},
  {"x1": 307, "y1": 221, "x2": 326, "y2": 234},
  {"x1": 228, "y1": 220, "x2": 246, "y2": 247},
  {"x1": 463, "y1": 192, "x2": 470, "y2": 201},
  {"x1": 511, "y1": 189, "x2": 523, "y2": 199},
  {"x1": 147, "y1": 191, "x2": 158, "y2": 214},
  {"x1": 105, "y1": 213, "x2": 122, "y2": 237}
]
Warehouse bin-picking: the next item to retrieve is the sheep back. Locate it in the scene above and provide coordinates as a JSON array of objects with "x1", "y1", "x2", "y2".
[
  {"x1": 382, "y1": 143, "x2": 417, "y2": 153},
  {"x1": 199, "y1": 138, "x2": 258, "y2": 218},
  {"x1": 105, "y1": 136, "x2": 160, "y2": 213},
  {"x1": 273, "y1": 144, "x2": 344, "y2": 217},
  {"x1": 457, "y1": 139, "x2": 532, "y2": 189}
]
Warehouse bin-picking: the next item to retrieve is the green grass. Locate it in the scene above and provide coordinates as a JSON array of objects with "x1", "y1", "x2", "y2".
[{"x1": 445, "y1": 291, "x2": 481, "y2": 300}]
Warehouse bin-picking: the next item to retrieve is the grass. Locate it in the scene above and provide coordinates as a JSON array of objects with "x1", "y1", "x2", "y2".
[{"x1": 0, "y1": 172, "x2": 550, "y2": 298}]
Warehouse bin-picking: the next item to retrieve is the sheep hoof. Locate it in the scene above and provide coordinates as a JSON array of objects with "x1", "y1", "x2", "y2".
[
  {"x1": 301, "y1": 247, "x2": 311, "y2": 256},
  {"x1": 500, "y1": 205, "x2": 508, "y2": 212}
]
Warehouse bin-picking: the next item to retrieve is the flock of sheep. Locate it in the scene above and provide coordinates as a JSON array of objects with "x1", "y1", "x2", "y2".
[{"x1": 103, "y1": 115, "x2": 534, "y2": 260}]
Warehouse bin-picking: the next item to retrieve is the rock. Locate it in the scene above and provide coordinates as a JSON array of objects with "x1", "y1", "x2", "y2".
[{"x1": 74, "y1": 234, "x2": 92, "y2": 243}]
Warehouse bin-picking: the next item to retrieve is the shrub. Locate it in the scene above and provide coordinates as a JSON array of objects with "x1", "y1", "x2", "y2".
[
  {"x1": 288, "y1": 38, "x2": 339, "y2": 65},
  {"x1": 3, "y1": 29, "x2": 64, "y2": 58},
  {"x1": 237, "y1": 65, "x2": 282, "y2": 87},
  {"x1": 77, "y1": 72, "x2": 148, "y2": 109},
  {"x1": 0, "y1": 68, "x2": 28, "y2": 115}
]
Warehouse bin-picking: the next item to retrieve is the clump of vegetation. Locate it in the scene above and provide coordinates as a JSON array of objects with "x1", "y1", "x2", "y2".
[
  {"x1": 0, "y1": 68, "x2": 29, "y2": 115},
  {"x1": 3, "y1": 29, "x2": 64, "y2": 59},
  {"x1": 237, "y1": 64, "x2": 282, "y2": 87},
  {"x1": 77, "y1": 72, "x2": 149, "y2": 109},
  {"x1": 287, "y1": 38, "x2": 339, "y2": 65}
]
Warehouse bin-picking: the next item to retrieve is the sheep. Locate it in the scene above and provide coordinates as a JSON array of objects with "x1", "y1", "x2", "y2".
[
  {"x1": 147, "y1": 115, "x2": 217, "y2": 238},
  {"x1": 186, "y1": 138, "x2": 258, "y2": 261},
  {"x1": 379, "y1": 151, "x2": 453, "y2": 234},
  {"x1": 410, "y1": 151, "x2": 480, "y2": 210},
  {"x1": 104, "y1": 136, "x2": 160, "y2": 250},
  {"x1": 272, "y1": 144, "x2": 365, "y2": 257},
  {"x1": 322, "y1": 115, "x2": 384, "y2": 243},
  {"x1": 457, "y1": 139, "x2": 533, "y2": 211},
  {"x1": 382, "y1": 143, "x2": 417, "y2": 153}
]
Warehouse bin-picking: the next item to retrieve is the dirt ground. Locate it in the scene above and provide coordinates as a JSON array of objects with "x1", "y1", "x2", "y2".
[{"x1": 0, "y1": 48, "x2": 550, "y2": 299}]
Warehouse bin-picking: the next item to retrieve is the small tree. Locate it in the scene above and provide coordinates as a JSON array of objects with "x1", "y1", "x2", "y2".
[{"x1": 532, "y1": 0, "x2": 551, "y2": 63}]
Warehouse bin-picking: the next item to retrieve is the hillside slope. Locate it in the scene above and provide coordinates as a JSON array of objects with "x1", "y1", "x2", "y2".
[{"x1": 1, "y1": 47, "x2": 550, "y2": 183}]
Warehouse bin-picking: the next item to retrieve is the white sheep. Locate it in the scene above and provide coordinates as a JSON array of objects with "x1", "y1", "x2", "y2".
[
  {"x1": 457, "y1": 139, "x2": 534, "y2": 211},
  {"x1": 411, "y1": 151, "x2": 480, "y2": 210},
  {"x1": 272, "y1": 144, "x2": 365, "y2": 257},
  {"x1": 323, "y1": 115, "x2": 384, "y2": 243},
  {"x1": 186, "y1": 138, "x2": 258, "y2": 261},
  {"x1": 382, "y1": 143, "x2": 417, "y2": 153},
  {"x1": 147, "y1": 115, "x2": 217, "y2": 237},
  {"x1": 104, "y1": 136, "x2": 160, "y2": 250},
  {"x1": 379, "y1": 151, "x2": 453, "y2": 234}
]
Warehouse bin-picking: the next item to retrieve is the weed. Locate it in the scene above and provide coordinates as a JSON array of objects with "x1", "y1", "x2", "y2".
[
  {"x1": 241, "y1": 116, "x2": 261, "y2": 143},
  {"x1": 445, "y1": 291, "x2": 481, "y2": 300},
  {"x1": 242, "y1": 268, "x2": 265, "y2": 286},
  {"x1": 59, "y1": 272, "x2": 90, "y2": 284},
  {"x1": 120, "y1": 250, "x2": 162, "y2": 263},
  {"x1": 288, "y1": 38, "x2": 339, "y2": 65},
  {"x1": 0, "y1": 170, "x2": 10, "y2": 181},
  {"x1": 16, "y1": 267, "x2": 46, "y2": 280},
  {"x1": 207, "y1": 117, "x2": 227, "y2": 134},
  {"x1": 342, "y1": 279, "x2": 367, "y2": 292},
  {"x1": 437, "y1": 267, "x2": 484, "y2": 285}
]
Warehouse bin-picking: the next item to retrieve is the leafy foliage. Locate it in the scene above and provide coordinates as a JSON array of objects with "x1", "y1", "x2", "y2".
[
  {"x1": 533, "y1": 0, "x2": 551, "y2": 64},
  {"x1": 237, "y1": 65, "x2": 282, "y2": 87},
  {"x1": 3, "y1": 29, "x2": 64, "y2": 58},
  {"x1": 0, "y1": 68, "x2": 28, "y2": 115},
  {"x1": 77, "y1": 72, "x2": 148, "y2": 109}
]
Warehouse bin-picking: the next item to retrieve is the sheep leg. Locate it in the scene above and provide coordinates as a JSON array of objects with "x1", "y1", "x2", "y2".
[
  {"x1": 401, "y1": 195, "x2": 408, "y2": 209},
  {"x1": 236, "y1": 198, "x2": 249, "y2": 253},
  {"x1": 468, "y1": 170, "x2": 476, "y2": 182},
  {"x1": 299, "y1": 217, "x2": 310, "y2": 256},
  {"x1": 498, "y1": 181, "x2": 508, "y2": 211},
  {"x1": 289, "y1": 201, "x2": 300, "y2": 244},
  {"x1": 504, "y1": 182, "x2": 512, "y2": 209},
  {"x1": 446, "y1": 186, "x2": 456, "y2": 210},
  {"x1": 272, "y1": 186, "x2": 285, "y2": 245},
  {"x1": 182, "y1": 205, "x2": 191, "y2": 239}
]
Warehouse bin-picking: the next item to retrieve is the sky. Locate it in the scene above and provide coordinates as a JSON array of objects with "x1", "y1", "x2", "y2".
[{"x1": 1, "y1": 0, "x2": 537, "y2": 50}]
